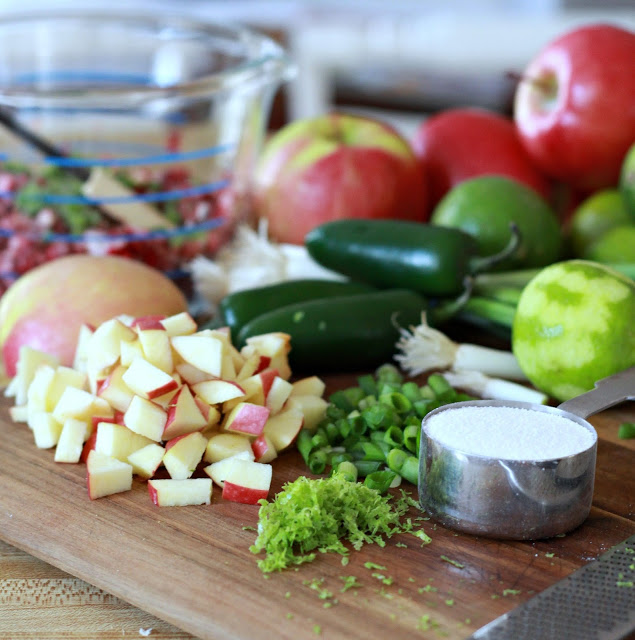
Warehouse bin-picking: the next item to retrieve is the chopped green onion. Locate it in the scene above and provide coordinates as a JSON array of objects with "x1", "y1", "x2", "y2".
[
  {"x1": 364, "y1": 470, "x2": 398, "y2": 494},
  {"x1": 618, "y1": 422, "x2": 635, "y2": 439}
]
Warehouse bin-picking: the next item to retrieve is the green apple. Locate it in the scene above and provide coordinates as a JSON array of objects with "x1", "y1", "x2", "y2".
[
  {"x1": 512, "y1": 260, "x2": 635, "y2": 402},
  {"x1": 583, "y1": 224, "x2": 635, "y2": 263},
  {"x1": 252, "y1": 112, "x2": 427, "y2": 245},
  {"x1": 0, "y1": 255, "x2": 188, "y2": 377}
]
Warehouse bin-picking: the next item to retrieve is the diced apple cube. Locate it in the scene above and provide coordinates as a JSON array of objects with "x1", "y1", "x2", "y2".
[
  {"x1": 86, "y1": 317, "x2": 136, "y2": 377},
  {"x1": 52, "y1": 387, "x2": 113, "y2": 423},
  {"x1": 97, "y1": 364, "x2": 135, "y2": 413},
  {"x1": 9, "y1": 404, "x2": 28, "y2": 423},
  {"x1": 138, "y1": 328, "x2": 173, "y2": 373},
  {"x1": 290, "y1": 375, "x2": 326, "y2": 397},
  {"x1": 222, "y1": 402, "x2": 270, "y2": 437},
  {"x1": 131, "y1": 315, "x2": 166, "y2": 330},
  {"x1": 162, "y1": 385, "x2": 208, "y2": 440},
  {"x1": 30, "y1": 412, "x2": 63, "y2": 449},
  {"x1": 10, "y1": 346, "x2": 60, "y2": 406},
  {"x1": 251, "y1": 433, "x2": 278, "y2": 464},
  {"x1": 171, "y1": 334, "x2": 224, "y2": 377},
  {"x1": 235, "y1": 351, "x2": 271, "y2": 381},
  {"x1": 124, "y1": 395, "x2": 168, "y2": 442},
  {"x1": 204, "y1": 433, "x2": 255, "y2": 464},
  {"x1": 54, "y1": 418, "x2": 90, "y2": 463},
  {"x1": 127, "y1": 443, "x2": 165, "y2": 479},
  {"x1": 203, "y1": 450, "x2": 255, "y2": 487},
  {"x1": 48, "y1": 366, "x2": 88, "y2": 407},
  {"x1": 163, "y1": 432, "x2": 208, "y2": 480},
  {"x1": 192, "y1": 379, "x2": 245, "y2": 405},
  {"x1": 159, "y1": 311, "x2": 198, "y2": 337},
  {"x1": 175, "y1": 363, "x2": 215, "y2": 386},
  {"x1": 73, "y1": 323, "x2": 94, "y2": 372},
  {"x1": 148, "y1": 478, "x2": 212, "y2": 506},
  {"x1": 221, "y1": 459, "x2": 272, "y2": 504},
  {"x1": 120, "y1": 339, "x2": 144, "y2": 367},
  {"x1": 122, "y1": 357, "x2": 178, "y2": 400},
  {"x1": 86, "y1": 450, "x2": 133, "y2": 500},
  {"x1": 94, "y1": 421, "x2": 155, "y2": 462},
  {"x1": 263, "y1": 407, "x2": 304, "y2": 452},
  {"x1": 284, "y1": 395, "x2": 329, "y2": 432},
  {"x1": 244, "y1": 332, "x2": 291, "y2": 380},
  {"x1": 266, "y1": 376, "x2": 293, "y2": 414},
  {"x1": 26, "y1": 364, "x2": 56, "y2": 414}
]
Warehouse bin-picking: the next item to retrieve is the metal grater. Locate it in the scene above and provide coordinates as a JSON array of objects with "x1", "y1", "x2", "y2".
[{"x1": 468, "y1": 535, "x2": 635, "y2": 640}]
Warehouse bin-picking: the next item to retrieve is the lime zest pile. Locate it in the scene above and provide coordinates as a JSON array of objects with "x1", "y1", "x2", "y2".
[{"x1": 250, "y1": 471, "x2": 423, "y2": 573}]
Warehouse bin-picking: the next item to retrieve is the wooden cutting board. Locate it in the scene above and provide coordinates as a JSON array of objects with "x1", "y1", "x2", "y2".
[{"x1": 0, "y1": 382, "x2": 633, "y2": 640}]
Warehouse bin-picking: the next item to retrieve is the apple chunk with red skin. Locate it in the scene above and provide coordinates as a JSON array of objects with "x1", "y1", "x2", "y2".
[
  {"x1": 148, "y1": 478, "x2": 212, "y2": 507},
  {"x1": 162, "y1": 385, "x2": 209, "y2": 440},
  {"x1": 253, "y1": 112, "x2": 428, "y2": 244},
  {"x1": 122, "y1": 357, "x2": 179, "y2": 400},
  {"x1": 222, "y1": 402, "x2": 271, "y2": 437},
  {"x1": 514, "y1": 24, "x2": 635, "y2": 191},
  {"x1": 221, "y1": 458, "x2": 273, "y2": 504},
  {"x1": 163, "y1": 431, "x2": 208, "y2": 480},
  {"x1": 0, "y1": 254, "x2": 188, "y2": 378}
]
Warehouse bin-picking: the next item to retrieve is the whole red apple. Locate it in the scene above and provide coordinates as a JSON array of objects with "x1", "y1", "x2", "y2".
[
  {"x1": 514, "y1": 23, "x2": 635, "y2": 191},
  {"x1": 410, "y1": 107, "x2": 551, "y2": 209},
  {"x1": 252, "y1": 112, "x2": 427, "y2": 244},
  {"x1": 0, "y1": 254, "x2": 188, "y2": 377}
]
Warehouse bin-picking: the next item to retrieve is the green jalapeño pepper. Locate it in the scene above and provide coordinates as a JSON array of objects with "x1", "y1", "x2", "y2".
[
  {"x1": 305, "y1": 219, "x2": 520, "y2": 297},
  {"x1": 235, "y1": 288, "x2": 465, "y2": 372},
  {"x1": 219, "y1": 278, "x2": 376, "y2": 339}
]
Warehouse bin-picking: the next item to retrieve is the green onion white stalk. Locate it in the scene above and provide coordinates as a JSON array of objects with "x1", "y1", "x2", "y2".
[
  {"x1": 441, "y1": 370, "x2": 548, "y2": 405},
  {"x1": 395, "y1": 313, "x2": 527, "y2": 381}
]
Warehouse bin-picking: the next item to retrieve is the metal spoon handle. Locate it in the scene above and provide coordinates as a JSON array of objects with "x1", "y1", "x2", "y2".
[{"x1": 557, "y1": 366, "x2": 635, "y2": 419}]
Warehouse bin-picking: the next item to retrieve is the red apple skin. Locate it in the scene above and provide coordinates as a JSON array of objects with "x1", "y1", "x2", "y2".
[
  {"x1": 132, "y1": 316, "x2": 167, "y2": 330},
  {"x1": 514, "y1": 24, "x2": 635, "y2": 191},
  {"x1": 410, "y1": 107, "x2": 551, "y2": 209},
  {"x1": 148, "y1": 482, "x2": 159, "y2": 506},
  {"x1": 253, "y1": 112, "x2": 428, "y2": 244},
  {"x1": 0, "y1": 255, "x2": 188, "y2": 377},
  {"x1": 222, "y1": 481, "x2": 268, "y2": 505}
]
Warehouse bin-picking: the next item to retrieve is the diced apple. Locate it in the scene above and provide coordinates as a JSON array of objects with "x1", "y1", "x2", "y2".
[
  {"x1": 9, "y1": 404, "x2": 28, "y2": 423},
  {"x1": 9, "y1": 346, "x2": 59, "y2": 406},
  {"x1": 138, "y1": 328, "x2": 173, "y2": 373},
  {"x1": 263, "y1": 407, "x2": 304, "y2": 452},
  {"x1": 222, "y1": 402, "x2": 270, "y2": 437},
  {"x1": 148, "y1": 478, "x2": 212, "y2": 506},
  {"x1": 162, "y1": 431, "x2": 208, "y2": 480},
  {"x1": 97, "y1": 364, "x2": 136, "y2": 412},
  {"x1": 122, "y1": 357, "x2": 179, "y2": 400},
  {"x1": 124, "y1": 395, "x2": 168, "y2": 442},
  {"x1": 30, "y1": 411, "x2": 63, "y2": 449},
  {"x1": 159, "y1": 311, "x2": 197, "y2": 337},
  {"x1": 73, "y1": 323, "x2": 95, "y2": 372},
  {"x1": 131, "y1": 315, "x2": 166, "y2": 330},
  {"x1": 203, "y1": 450, "x2": 255, "y2": 487},
  {"x1": 171, "y1": 334, "x2": 224, "y2": 377},
  {"x1": 162, "y1": 385, "x2": 208, "y2": 440},
  {"x1": 54, "y1": 418, "x2": 90, "y2": 463},
  {"x1": 26, "y1": 364, "x2": 56, "y2": 415},
  {"x1": 94, "y1": 421, "x2": 155, "y2": 462},
  {"x1": 175, "y1": 363, "x2": 215, "y2": 386},
  {"x1": 127, "y1": 443, "x2": 165, "y2": 479},
  {"x1": 194, "y1": 396, "x2": 221, "y2": 429},
  {"x1": 86, "y1": 450, "x2": 133, "y2": 500},
  {"x1": 290, "y1": 375, "x2": 326, "y2": 398},
  {"x1": 244, "y1": 332, "x2": 292, "y2": 380},
  {"x1": 52, "y1": 387, "x2": 113, "y2": 423},
  {"x1": 235, "y1": 351, "x2": 271, "y2": 381},
  {"x1": 120, "y1": 339, "x2": 144, "y2": 367},
  {"x1": 285, "y1": 395, "x2": 329, "y2": 432},
  {"x1": 266, "y1": 376, "x2": 293, "y2": 414},
  {"x1": 221, "y1": 459, "x2": 273, "y2": 504},
  {"x1": 48, "y1": 366, "x2": 88, "y2": 406},
  {"x1": 251, "y1": 433, "x2": 278, "y2": 464},
  {"x1": 85, "y1": 317, "x2": 136, "y2": 377},
  {"x1": 192, "y1": 379, "x2": 245, "y2": 405},
  {"x1": 80, "y1": 429, "x2": 98, "y2": 463},
  {"x1": 204, "y1": 432, "x2": 255, "y2": 464}
]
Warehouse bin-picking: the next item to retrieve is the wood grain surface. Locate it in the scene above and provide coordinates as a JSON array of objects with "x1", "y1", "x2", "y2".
[{"x1": 0, "y1": 381, "x2": 633, "y2": 640}]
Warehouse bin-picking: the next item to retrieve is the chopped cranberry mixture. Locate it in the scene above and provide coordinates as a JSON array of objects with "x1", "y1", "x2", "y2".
[{"x1": 0, "y1": 165, "x2": 234, "y2": 295}]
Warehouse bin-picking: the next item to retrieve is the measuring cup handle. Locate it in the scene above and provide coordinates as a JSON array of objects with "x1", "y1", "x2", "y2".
[{"x1": 557, "y1": 366, "x2": 635, "y2": 419}]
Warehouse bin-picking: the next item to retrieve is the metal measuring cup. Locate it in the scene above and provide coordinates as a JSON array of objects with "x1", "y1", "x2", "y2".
[{"x1": 418, "y1": 367, "x2": 635, "y2": 540}]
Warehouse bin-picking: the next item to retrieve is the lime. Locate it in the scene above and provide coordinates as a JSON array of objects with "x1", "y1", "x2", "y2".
[
  {"x1": 583, "y1": 224, "x2": 635, "y2": 263},
  {"x1": 620, "y1": 142, "x2": 635, "y2": 217},
  {"x1": 566, "y1": 188, "x2": 632, "y2": 257},
  {"x1": 430, "y1": 175, "x2": 562, "y2": 270},
  {"x1": 512, "y1": 260, "x2": 635, "y2": 402}
]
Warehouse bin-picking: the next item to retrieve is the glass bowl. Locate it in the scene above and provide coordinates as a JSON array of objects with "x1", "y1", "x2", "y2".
[{"x1": 0, "y1": 10, "x2": 294, "y2": 295}]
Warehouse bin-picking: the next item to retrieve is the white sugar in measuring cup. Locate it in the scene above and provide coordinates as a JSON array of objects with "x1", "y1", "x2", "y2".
[{"x1": 418, "y1": 367, "x2": 635, "y2": 540}]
